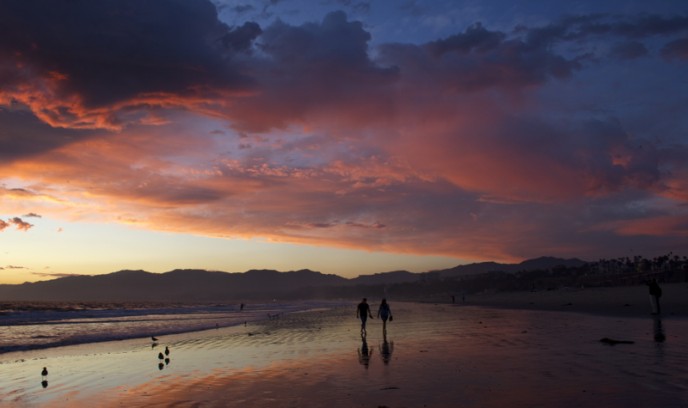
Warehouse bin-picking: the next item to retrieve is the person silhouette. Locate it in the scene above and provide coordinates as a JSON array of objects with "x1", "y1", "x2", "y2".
[
  {"x1": 356, "y1": 298, "x2": 373, "y2": 336},
  {"x1": 377, "y1": 298, "x2": 393, "y2": 335},
  {"x1": 646, "y1": 279, "x2": 662, "y2": 315}
]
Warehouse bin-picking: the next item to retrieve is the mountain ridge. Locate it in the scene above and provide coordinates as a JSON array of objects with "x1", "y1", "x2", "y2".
[{"x1": 0, "y1": 257, "x2": 588, "y2": 302}]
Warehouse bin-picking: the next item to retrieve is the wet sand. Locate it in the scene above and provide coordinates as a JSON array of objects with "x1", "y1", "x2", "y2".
[
  {"x1": 1, "y1": 297, "x2": 687, "y2": 407},
  {"x1": 464, "y1": 282, "x2": 688, "y2": 317}
]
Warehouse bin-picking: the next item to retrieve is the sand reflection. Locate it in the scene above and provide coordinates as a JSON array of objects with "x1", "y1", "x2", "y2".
[
  {"x1": 357, "y1": 336, "x2": 373, "y2": 368},
  {"x1": 379, "y1": 335, "x2": 394, "y2": 365}
]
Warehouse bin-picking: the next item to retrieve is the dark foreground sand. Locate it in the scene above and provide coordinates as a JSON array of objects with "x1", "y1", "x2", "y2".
[
  {"x1": 1, "y1": 287, "x2": 687, "y2": 407},
  {"x1": 465, "y1": 282, "x2": 688, "y2": 318}
]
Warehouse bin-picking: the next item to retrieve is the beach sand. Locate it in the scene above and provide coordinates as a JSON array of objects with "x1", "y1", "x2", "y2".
[
  {"x1": 1, "y1": 288, "x2": 687, "y2": 407},
  {"x1": 465, "y1": 282, "x2": 688, "y2": 317}
]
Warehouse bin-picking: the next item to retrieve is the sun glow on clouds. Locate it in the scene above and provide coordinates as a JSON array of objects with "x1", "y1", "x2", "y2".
[{"x1": 1, "y1": 1, "x2": 688, "y2": 282}]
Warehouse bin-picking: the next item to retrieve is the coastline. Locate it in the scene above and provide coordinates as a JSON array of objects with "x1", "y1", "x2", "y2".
[{"x1": 1, "y1": 292, "x2": 687, "y2": 407}]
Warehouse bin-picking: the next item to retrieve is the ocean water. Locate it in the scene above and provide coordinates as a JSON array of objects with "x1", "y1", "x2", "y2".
[{"x1": 0, "y1": 300, "x2": 343, "y2": 353}]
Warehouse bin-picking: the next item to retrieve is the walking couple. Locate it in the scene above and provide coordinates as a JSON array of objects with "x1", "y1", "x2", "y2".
[{"x1": 356, "y1": 298, "x2": 393, "y2": 336}]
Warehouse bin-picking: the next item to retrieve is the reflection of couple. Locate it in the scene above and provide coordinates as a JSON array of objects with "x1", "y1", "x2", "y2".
[
  {"x1": 358, "y1": 337, "x2": 372, "y2": 368},
  {"x1": 358, "y1": 334, "x2": 394, "y2": 367},
  {"x1": 380, "y1": 332, "x2": 394, "y2": 365}
]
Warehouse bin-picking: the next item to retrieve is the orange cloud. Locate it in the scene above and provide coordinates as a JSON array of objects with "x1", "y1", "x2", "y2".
[
  {"x1": 0, "y1": 216, "x2": 33, "y2": 231},
  {"x1": 1, "y1": 4, "x2": 687, "y2": 264}
]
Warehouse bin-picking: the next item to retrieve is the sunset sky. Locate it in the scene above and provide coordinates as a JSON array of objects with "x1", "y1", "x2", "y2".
[{"x1": 1, "y1": 0, "x2": 687, "y2": 284}]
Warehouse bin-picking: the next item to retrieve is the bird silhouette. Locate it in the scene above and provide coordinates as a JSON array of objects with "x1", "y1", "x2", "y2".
[
  {"x1": 41, "y1": 367, "x2": 48, "y2": 377},
  {"x1": 151, "y1": 336, "x2": 158, "y2": 342},
  {"x1": 164, "y1": 346, "x2": 170, "y2": 356},
  {"x1": 158, "y1": 352, "x2": 164, "y2": 360}
]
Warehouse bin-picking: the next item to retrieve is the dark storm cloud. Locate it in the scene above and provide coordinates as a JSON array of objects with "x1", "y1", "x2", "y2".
[
  {"x1": 378, "y1": 27, "x2": 581, "y2": 93},
  {"x1": 1, "y1": 2, "x2": 686, "y2": 135},
  {"x1": 259, "y1": 11, "x2": 376, "y2": 72},
  {"x1": 0, "y1": 109, "x2": 94, "y2": 160},
  {"x1": 525, "y1": 13, "x2": 688, "y2": 43},
  {"x1": 228, "y1": 11, "x2": 399, "y2": 131},
  {"x1": 220, "y1": 22, "x2": 263, "y2": 52},
  {"x1": 599, "y1": 14, "x2": 688, "y2": 38},
  {"x1": 0, "y1": 0, "x2": 258, "y2": 126},
  {"x1": 374, "y1": 13, "x2": 688, "y2": 94},
  {"x1": 427, "y1": 23, "x2": 506, "y2": 56}
]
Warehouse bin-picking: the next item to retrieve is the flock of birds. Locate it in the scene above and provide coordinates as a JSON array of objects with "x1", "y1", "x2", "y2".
[
  {"x1": 39, "y1": 335, "x2": 172, "y2": 388},
  {"x1": 152, "y1": 336, "x2": 171, "y2": 370}
]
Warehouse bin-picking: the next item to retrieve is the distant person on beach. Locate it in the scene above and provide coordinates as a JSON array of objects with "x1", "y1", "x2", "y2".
[
  {"x1": 357, "y1": 298, "x2": 374, "y2": 334},
  {"x1": 646, "y1": 279, "x2": 662, "y2": 315},
  {"x1": 377, "y1": 298, "x2": 393, "y2": 333}
]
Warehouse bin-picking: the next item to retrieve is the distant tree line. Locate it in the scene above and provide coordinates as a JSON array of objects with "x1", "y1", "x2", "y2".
[{"x1": 285, "y1": 253, "x2": 688, "y2": 302}]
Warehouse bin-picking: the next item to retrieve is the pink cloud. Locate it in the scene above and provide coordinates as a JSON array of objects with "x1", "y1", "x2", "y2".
[
  {"x1": 10, "y1": 217, "x2": 33, "y2": 231},
  {"x1": 0, "y1": 217, "x2": 33, "y2": 232},
  {"x1": 0, "y1": 4, "x2": 687, "y2": 263}
]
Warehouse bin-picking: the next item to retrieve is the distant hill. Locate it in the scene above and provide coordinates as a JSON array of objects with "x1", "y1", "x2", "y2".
[
  {"x1": 436, "y1": 256, "x2": 588, "y2": 278},
  {"x1": 0, "y1": 257, "x2": 588, "y2": 302},
  {"x1": 0, "y1": 268, "x2": 347, "y2": 302},
  {"x1": 347, "y1": 270, "x2": 420, "y2": 286}
]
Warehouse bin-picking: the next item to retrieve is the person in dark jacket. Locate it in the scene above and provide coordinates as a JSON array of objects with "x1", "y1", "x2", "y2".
[{"x1": 356, "y1": 298, "x2": 373, "y2": 335}]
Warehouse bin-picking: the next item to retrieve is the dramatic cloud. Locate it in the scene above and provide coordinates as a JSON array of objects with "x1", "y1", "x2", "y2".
[
  {"x1": 1, "y1": 1, "x2": 687, "y2": 266},
  {"x1": 226, "y1": 10, "x2": 399, "y2": 132},
  {"x1": 0, "y1": 0, "x2": 257, "y2": 130}
]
